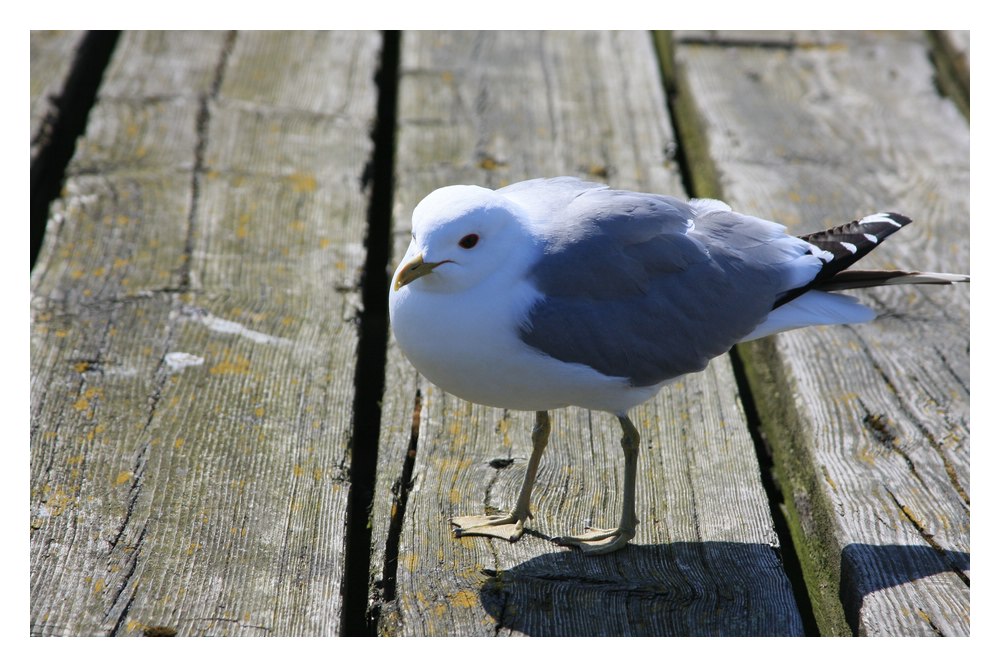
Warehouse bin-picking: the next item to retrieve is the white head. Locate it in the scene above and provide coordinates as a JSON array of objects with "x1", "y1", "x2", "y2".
[{"x1": 392, "y1": 185, "x2": 537, "y2": 294}]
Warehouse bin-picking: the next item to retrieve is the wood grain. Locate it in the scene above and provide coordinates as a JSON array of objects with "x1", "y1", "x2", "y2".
[
  {"x1": 672, "y1": 29, "x2": 970, "y2": 636},
  {"x1": 30, "y1": 30, "x2": 87, "y2": 166},
  {"x1": 370, "y1": 31, "x2": 802, "y2": 636},
  {"x1": 30, "y1": 30, "x2": 380, "y2": 636},
  {"x1": 31, "y1": 29, "x2": 968, "y2": 637}
]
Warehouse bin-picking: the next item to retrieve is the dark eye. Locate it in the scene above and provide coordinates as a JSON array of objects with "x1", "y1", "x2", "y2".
[{"x1": 458, "y1": 234, "x2": 479, "y2": 249}]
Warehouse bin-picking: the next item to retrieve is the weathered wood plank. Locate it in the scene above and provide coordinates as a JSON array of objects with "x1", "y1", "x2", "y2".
[
  {"x1": 930, "y1": 30, "x2": 969, "y2": 119},
  {"x1": 672, "y1": 30, "x2": 970, "y2": 636},
  {"x1": 30, "y1": 30, "x2": 381, "y2": 636},
  {"x1": 371, "y1": 31, "x2": 803, "y2": 636},
  {"x1": 29, "y1": 30, "x2": 87, "y2": 166}
]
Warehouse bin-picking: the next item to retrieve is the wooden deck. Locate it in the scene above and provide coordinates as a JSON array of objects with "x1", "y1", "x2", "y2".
[{"x1": 30, "y1": 30, "x2": 970, "y2": 636}]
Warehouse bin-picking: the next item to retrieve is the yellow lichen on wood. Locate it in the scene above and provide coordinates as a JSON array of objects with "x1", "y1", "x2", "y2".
[
  {"x1": 209, "y1": 352, "x2": 251, "y2": 375},
  {"x1": 451, "y1": 590, "x2": 478, "y2": 608},
  {"x1": 286, "y1": 171, "x2": 317, "y2": 193}
]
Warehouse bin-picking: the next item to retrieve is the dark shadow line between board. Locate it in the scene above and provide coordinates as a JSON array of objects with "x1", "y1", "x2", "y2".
[
  {"x1": 31, "y1": 31, "x2": 121, "y2": 270},
  {"x1": 340, "y1": 29, "x2": 401, "y2": 638}
]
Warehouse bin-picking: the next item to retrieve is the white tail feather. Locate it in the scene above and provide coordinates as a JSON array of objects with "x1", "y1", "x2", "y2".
[{"x1": 741, "y1": 291, "x2": 876, "y2": 342}]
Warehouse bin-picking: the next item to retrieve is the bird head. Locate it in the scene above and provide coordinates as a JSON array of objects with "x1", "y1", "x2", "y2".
[{"x1": 392, "y1": 185, "x2": 536, "y2": 294}]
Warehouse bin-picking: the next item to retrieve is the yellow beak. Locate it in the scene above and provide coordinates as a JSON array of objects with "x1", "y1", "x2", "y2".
[{"x1": 393, "y1": 254, "x2": 446, "y2": 291}]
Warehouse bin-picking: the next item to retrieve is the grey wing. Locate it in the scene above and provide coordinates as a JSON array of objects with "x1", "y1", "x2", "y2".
[{"x1": 517, "y1": 189, "x2": 811, "y2": 386}]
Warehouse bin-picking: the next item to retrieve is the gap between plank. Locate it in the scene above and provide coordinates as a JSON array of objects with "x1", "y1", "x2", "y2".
[
  {"x1": 651, "y1": 30, "x2": 821, "y2": 636},
  {"x1": 728, "y1": 350, "x2": 821, "y2": 636},
  {"x1": 30, "y1": 31, "x2": 120, "y2": 269},
  {"x1": 372, "y1": 388, "x2": 422, "y2": 623},
  {"x1": 926, "y1": 31, "x2": 969, "y2": 121},
  {"x1": 340, "y1": 29, "x2": 400, "y2": 637}
]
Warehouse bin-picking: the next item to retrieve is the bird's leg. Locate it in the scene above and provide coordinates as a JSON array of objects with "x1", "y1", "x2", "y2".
[
  {"x1": 451, "y1": 410, "x2": 551, "y2": 542},
  {"x1": 555, "y1": 414, "x2": 639, "y2": 555}
]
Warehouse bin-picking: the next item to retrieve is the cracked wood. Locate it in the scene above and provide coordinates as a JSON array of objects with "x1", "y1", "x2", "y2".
[{"x1": 29, "y1": 30, "x2": 381, "y2": 636}]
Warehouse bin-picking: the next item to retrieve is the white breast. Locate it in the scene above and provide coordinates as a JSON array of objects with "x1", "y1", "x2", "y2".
[{"x1": 389, "y1": 268, "x2": 659, "y2": 414}]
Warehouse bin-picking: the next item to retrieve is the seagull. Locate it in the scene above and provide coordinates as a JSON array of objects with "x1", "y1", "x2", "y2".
[{"x1": 388, "y1": 177, "x2": 968, "y2": 555}]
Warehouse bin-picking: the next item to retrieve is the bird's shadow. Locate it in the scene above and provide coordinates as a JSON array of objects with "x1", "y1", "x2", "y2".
[
  {"x1": 839, "y1": 543, "x2": 969, "y2": 635},
  {"x1": 475, "y1": 541, "x2": 968, "y2": 636}
]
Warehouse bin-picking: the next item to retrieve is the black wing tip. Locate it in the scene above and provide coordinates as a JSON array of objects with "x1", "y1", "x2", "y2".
[
  {"x1": 799, "y1": 211, "x2": 914, "y2": 256},
  {"x1": 777, "y1": 210, "x2": 915, "y2": 309},
  {"x1": 856, "y1": 211, "x2": 912, "y2": 228}
]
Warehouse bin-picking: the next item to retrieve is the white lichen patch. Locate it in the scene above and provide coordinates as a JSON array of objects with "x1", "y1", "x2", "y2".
[
  {"x1": 181, "y1": 306, "x2": 292, "y2": 346},
  {"x1": 164, "y1": 352, "x2": 205, "y2": 372}
]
